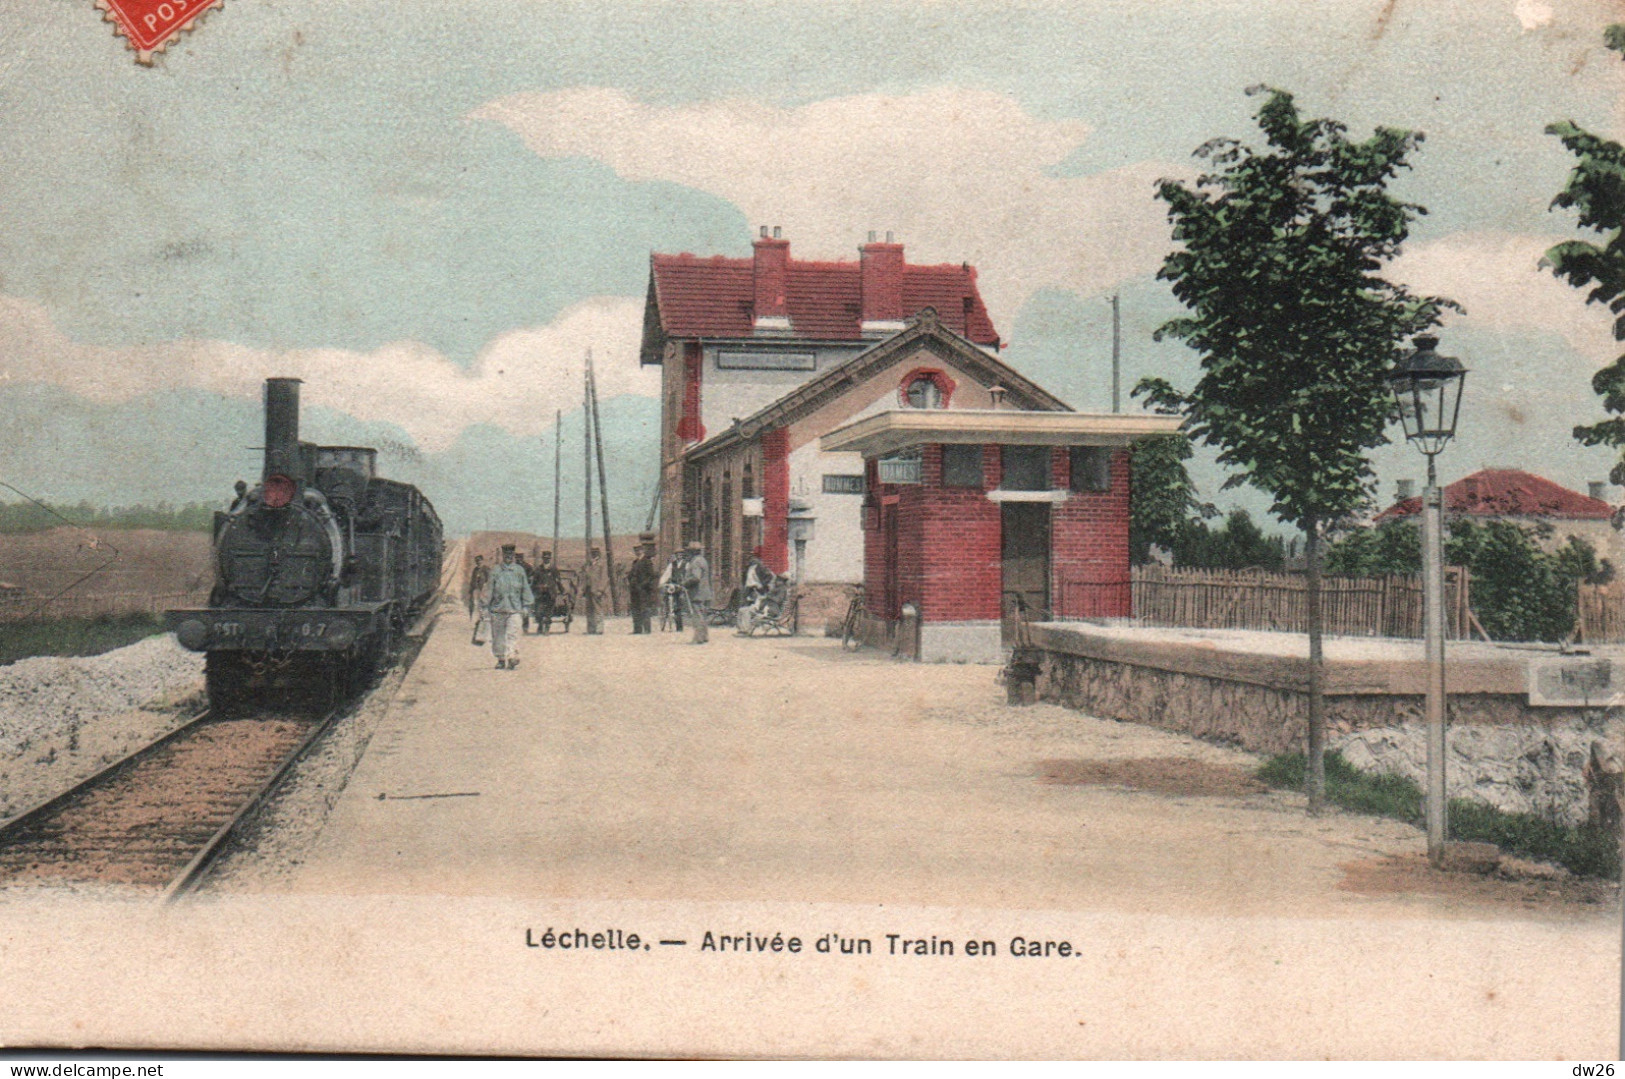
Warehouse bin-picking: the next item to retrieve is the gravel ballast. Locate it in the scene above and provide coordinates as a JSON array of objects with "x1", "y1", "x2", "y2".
[{"x1": 0, "y1": 635, "x2": 205, "y2": 820}]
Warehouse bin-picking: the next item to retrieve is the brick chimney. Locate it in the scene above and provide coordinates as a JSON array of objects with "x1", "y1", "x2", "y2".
[
  {"x1": 753, "y1": 225, "x2": 791, "y2": 335},
  {"x1": 860, "y1": 231, "x2": 905, "y2": 335}
]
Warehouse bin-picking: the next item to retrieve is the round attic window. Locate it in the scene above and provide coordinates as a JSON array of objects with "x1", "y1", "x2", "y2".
[{"x1": 899, "y1": 368, "x2": 955, "y2": 409}]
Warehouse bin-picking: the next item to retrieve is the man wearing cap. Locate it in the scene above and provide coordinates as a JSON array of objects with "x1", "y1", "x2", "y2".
[
  {"x1": 466, "y1": 554, "x2": 490, "y2": 619},
  {"x1": 516, "y1": 550, "x2": 536, "y2": 634},
  {"x1": 532, "y1": 551, "x2": 563, "y2": 634},
  {"x1": 486, "y1": 544, "x2": 535, "y2": 669},
  {"x1": 628, "y1": 540, "x2": 659, "y2": 635}
]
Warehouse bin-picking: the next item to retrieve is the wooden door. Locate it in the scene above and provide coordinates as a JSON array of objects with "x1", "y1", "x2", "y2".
[{"x1": 1002, "y1": 502, "x2": 1050, "y2": 643}]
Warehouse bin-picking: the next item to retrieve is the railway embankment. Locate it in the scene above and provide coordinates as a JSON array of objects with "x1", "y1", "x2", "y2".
[{"x1": 0, "y1": 634, "x2": 203, "y2": 821}]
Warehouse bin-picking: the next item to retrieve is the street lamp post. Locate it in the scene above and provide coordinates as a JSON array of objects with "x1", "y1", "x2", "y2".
[{"x1": 1387, "y1": 334, "x2": 1467, "y2": 870}]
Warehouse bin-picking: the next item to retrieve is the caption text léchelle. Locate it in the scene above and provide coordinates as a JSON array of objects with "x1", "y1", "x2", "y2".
[{"x1": 525, "y1": 926, "x2": 1081, "y2": 958}]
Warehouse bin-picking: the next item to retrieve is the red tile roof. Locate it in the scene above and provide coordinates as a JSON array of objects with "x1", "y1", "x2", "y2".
[
  {"x1": 649, "y1": 252, "x2": 1000, "y2": 345},
  {"x1": 1375, "y1": 468, "x2": 1613, "y2": 522}
]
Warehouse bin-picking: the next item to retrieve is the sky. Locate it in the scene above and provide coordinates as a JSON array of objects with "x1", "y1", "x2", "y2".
[{"x1": 1, "y1": 0, "x2": 1622, "y2": 536}]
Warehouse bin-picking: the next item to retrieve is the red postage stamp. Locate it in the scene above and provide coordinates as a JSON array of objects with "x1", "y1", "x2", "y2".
[{"x1": 98, "y1": 0, "x2": 222, "y2": 63}]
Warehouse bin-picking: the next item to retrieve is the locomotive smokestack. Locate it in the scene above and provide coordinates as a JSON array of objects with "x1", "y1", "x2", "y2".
[{"x1": 264, "y1": 377, "x2": 303, "y2": 481}]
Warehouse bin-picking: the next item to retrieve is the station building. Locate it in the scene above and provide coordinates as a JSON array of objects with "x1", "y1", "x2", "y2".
[
  {"x1": 639, "y1": 228, "x2": 1179, "y2": 648},
  {"x1": 640, "y1": 228, "x2": 1034, "y2": 596}
]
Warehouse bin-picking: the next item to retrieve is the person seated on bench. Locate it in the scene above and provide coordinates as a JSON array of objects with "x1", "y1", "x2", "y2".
[{"x1": 738, "y1": 547, "x2": 778, "y2": 630}]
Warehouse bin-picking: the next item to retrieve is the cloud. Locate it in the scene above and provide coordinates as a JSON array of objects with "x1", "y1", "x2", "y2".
[
  {"x1": 0, "y1": 295, "x2": 655, "y2": 452},
  {"x1": 1391, "y1": 231, "x2": 1618, "y2": 366},
  {"x1": 473, "y1": 86, "x2": 1181, "y2": 325}
]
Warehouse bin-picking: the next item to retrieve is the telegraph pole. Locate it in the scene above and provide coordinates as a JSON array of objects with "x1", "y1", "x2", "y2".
[
  {"x1": 587, "y1": 348, "x2": 620, "y2": 614},
  {"x1": 583, "y1": 362, "x2": 594, "y2": 574},
  {"x1": 1111, "y1": 292, "x2": 1121, "y2": 414},
  {"x1": 551, "y1": 409, "x2": 562, "y2": 562}
]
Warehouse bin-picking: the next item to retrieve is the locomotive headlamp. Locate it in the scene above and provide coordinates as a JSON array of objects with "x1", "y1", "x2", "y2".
[{"x1": 262, "y1": 474, "x2": 297, "y2": 509}]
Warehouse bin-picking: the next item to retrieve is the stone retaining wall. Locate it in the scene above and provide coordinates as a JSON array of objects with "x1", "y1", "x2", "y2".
[{"x1": 1033, "y1": 624, "x2": 1623, "y2": 827}]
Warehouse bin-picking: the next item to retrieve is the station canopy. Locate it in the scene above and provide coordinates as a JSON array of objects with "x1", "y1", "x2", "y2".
[{"x1": 819, "y1": 409, "x2": 1183, "y2": 459}]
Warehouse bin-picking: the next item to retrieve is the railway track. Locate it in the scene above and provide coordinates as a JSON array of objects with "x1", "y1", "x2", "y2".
[
  {"x1": 0, "y1": 706, "x2": 338, "y2": 899},
  {"x1": 0, "y1": 548, "x2": 458, "y2": 900}
]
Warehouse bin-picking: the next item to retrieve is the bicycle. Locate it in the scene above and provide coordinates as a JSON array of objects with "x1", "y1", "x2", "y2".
[{"x1": 839, "y1": 585, "x2": 865, "y2": 651}]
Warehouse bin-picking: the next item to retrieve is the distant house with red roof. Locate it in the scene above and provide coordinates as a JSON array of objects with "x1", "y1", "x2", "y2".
[
  {"x1": 1375, "y1": 468, "x2": 1618, "y2": 564},
  {"x1": 639, "y1": 228, "x2": 1074, "y2": 601}
]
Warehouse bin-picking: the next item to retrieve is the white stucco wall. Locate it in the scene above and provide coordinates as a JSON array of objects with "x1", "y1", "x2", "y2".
[
  {"x1": 699, "y1": 344, "x2": 864, "y2": 438},
  {"x1": 787, "y1": 443, "x2": 868, "y2": 583}
]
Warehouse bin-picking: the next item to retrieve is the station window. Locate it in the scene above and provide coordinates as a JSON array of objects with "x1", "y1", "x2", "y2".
[
  {"x1": 1001, "y1": 446, "x2": 1051, "y2": 491},
  {"x1": 1069, "y1": 446, "x2": 1112, "y2": 492},
  {"x1": 899, "y1": 368, "x2": 954, "y2": 409},
  {"x1": 941, "y1": 444, "x2": 984, "y2": 488}
]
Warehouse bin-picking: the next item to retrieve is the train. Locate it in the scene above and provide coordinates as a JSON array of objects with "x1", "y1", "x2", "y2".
[{"x1": 166, "y1": 378, "x2": 443, "y2": 710}]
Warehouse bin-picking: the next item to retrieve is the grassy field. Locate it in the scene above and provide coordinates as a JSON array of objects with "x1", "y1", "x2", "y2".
[
  {"x1": 0, "y1": 613, "x2": 168, "y2": 667},
  {"x1": 0, "y1": 527, "x2": 212, "y2": 596}
]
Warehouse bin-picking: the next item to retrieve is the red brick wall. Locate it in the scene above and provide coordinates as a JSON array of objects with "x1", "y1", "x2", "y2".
[
  {"x1": 859, "y1": 443, "x2": 1135, "y2": 625},
  {"x1": 912, "y1": 444, "x2": 1000, "y2": 622},
  {"x1": 1051, "y1": 447, "x2": 1132, "y2": 618},
  {"x1": 761, "y1": 427, "x2": 790, "y2": 575},
  {"x1": 676, "y1": 342, "x2": 705, "y2": 443}
]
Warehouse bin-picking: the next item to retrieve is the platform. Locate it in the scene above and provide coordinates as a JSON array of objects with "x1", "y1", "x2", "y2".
[{"x1": 274, "y1": 609, "x2": 1449, "y2": 915}]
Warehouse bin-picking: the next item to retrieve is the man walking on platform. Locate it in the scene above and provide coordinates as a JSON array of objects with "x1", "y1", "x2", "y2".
[
  {"x1": 466, "y1": 554, "x2": 490, "y2": 619},
  {"x1": 486, "y1": 544, "x2": 534, "y2": 669},
  {"x1": 532, "y1": 551, "x2": 563, "y2": 634},
  {"x1": 628, "y1": 540, "x2": 659, "y2": 635},
  {"x1": 516, "y1": 550, "x2": 536, "y2": 634}
]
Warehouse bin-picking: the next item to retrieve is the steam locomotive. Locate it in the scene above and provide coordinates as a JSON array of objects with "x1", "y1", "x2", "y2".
[{"x1": 167, "y1": 378, "x2": 443, "y2": 710}]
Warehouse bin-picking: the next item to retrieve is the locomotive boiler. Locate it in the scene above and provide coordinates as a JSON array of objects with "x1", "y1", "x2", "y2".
[{"x1": 167, "y1": 378, "x2": 443, "y2": 709}]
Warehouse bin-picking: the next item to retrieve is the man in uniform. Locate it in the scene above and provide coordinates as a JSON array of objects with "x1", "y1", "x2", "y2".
[
  {"x1": 581, "y1": 546, "x2": 608, "y2": 635},
  {"x1": 516, "y1": 549, "x2": 536, "y2": 633},
  {"x1": 486, "y1": 544, "x2": 534, "y2": 669},
  {"x1": 466, "y1": 554, "x2": 490, "y2": 619},
  {"x1": 628, "y1": 538, "x2": 659, "y2": 635},
  {"x1": 532, "y1": 551, "x2": 563, "y2": 634}
]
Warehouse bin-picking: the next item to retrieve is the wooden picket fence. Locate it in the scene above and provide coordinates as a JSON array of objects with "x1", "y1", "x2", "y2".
[
  {"x1": 1577, "y1": 583, "x2": 1625, "y2": 644},
  {"x1": 0, "y1": 589, "x2": 207, "y2": 623},
  {"x1": 1127, "y1": 564, "x2": 1472, "y2": 639}
]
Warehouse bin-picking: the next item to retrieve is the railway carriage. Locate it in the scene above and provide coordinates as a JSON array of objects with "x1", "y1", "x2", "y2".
[{"x1": 166, "y1": 378, "x2": 443, "y2": 710}]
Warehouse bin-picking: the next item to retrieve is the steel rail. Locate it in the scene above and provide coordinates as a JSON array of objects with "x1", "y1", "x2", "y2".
[
  {"x1": 162, "y1": 705, "x2": 341, "y2": 901},
  {"x1": 0, "y1": 707, "x2": 216, "y2": 840}
]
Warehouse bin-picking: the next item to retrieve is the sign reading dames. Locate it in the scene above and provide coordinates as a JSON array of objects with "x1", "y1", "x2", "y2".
[{"x1": 99, "y1": 0, "x2": 224, "y2": 62}]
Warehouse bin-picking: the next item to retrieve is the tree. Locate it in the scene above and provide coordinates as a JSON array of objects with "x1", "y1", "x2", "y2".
[
  {"x1": 1548, "y1": 27, "x2": 1625, "y2": 481},
  {"x1": 1446, "y1": 521, "x2": 1603, "y2": 643},
  {"x1": 1324, "y1": 518, "x2": 1421, "y2": 577},
  {"x1": 1171, "y1": 509, "x2": 1287, "y2": 570},
  {"x1": 1326, "y1": 517, "x2": 1609, "y2": 641},
  {"x1": 1136, "y1": 86, "x2": 1458, "y2": 813},
  {"x1": 1129, "y1": 434, "x2": 1213, "y2": 564}
]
